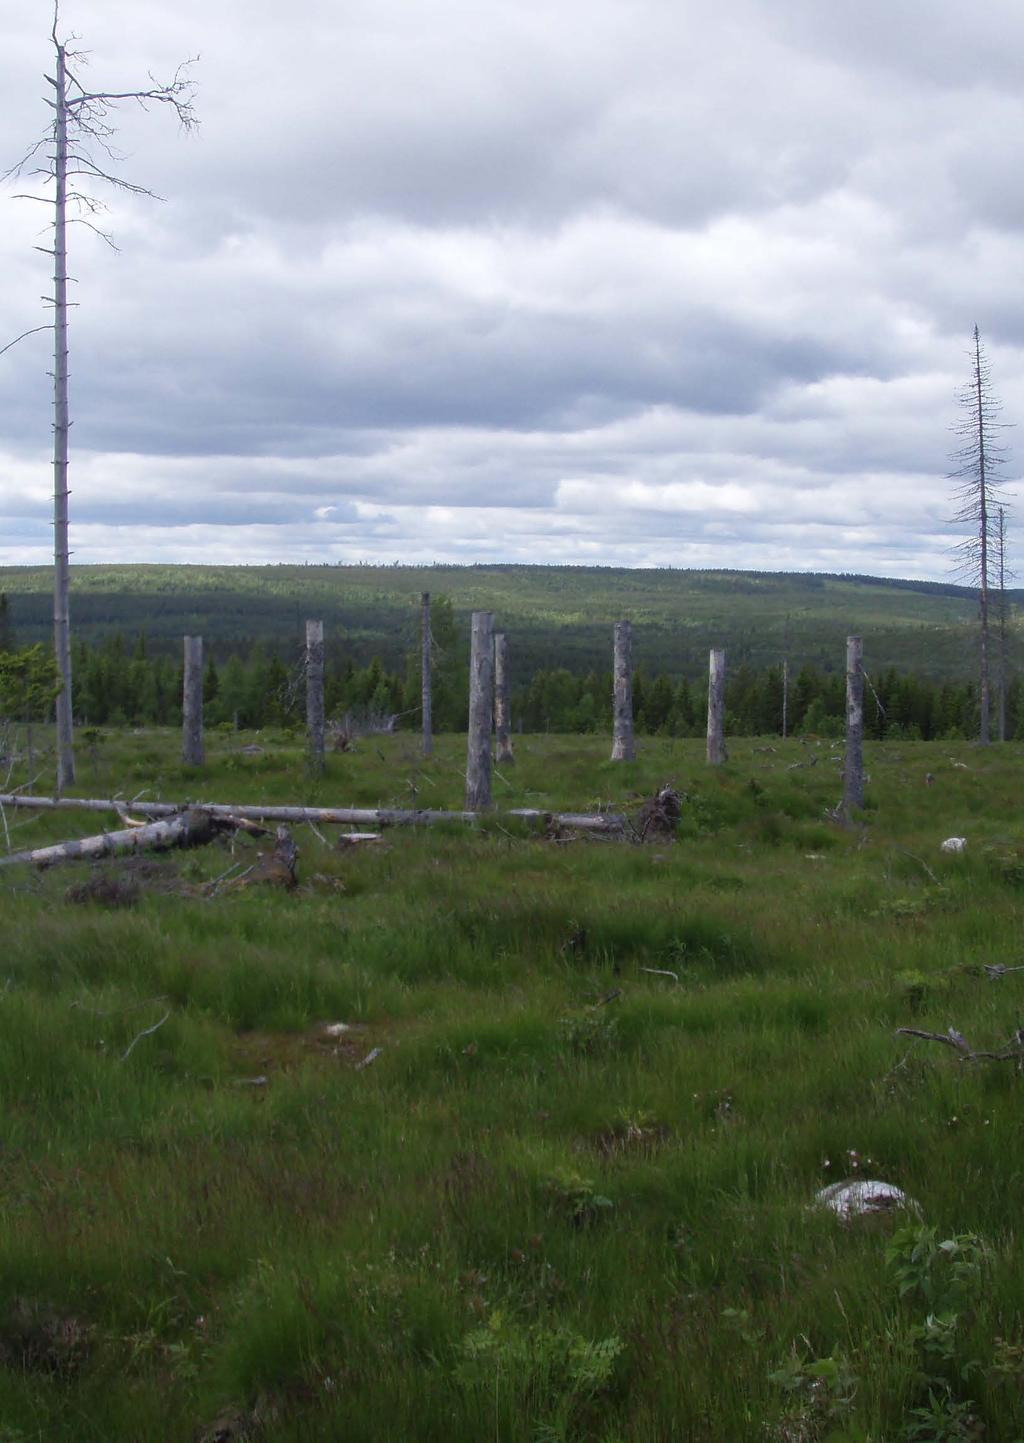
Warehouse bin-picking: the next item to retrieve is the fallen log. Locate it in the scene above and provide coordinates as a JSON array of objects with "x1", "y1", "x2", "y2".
[
  {"x1": 0, "y1": 794, "x2": 626, "y2": 836},
  {"x1": 0, "y1": 808, "x2": 234, "y2": 870}
]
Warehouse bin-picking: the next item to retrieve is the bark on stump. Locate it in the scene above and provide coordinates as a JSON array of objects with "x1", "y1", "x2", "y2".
[
  {"x1": 610, "y1": 621, "x2": 635, "y2": 761},
  {"x1": 305, "y1": 620, "x2": 325, "y2": 776},
  {"x1": 465, "y1": 611, "x2": 494, "y2": 810},
  {"x1": 421, "y1": 592, "x2": 433, "y2": 759},
  {"x1": 843, "y1": 635, "x2": 865, "y2": 812},
  {"x1": 182, "y1": 636, "x2": 204, "y2": 766},
  {"x1": 494, "y1": 631, "x2": 514, "y2": 764},
  {"x1": 706, "y1": 648, "x2": 727, "y2": 765}
]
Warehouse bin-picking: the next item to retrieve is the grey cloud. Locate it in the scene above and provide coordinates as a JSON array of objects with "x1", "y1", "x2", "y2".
[{"x1": 2, "y1": 0, "x2": 1024, "y2": 578}]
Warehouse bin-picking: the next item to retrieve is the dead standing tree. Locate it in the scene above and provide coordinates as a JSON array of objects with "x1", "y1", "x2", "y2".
[
  {"x1": 305, "y1": 620, "x2": 325, "y2": 775},
  {"x1": 843, "y1": 635, "x2": 864, "y2": 812},
  {"x1": 949, "y1": 326, "x2": 1009, "y2": 747},
  {"x1": 610, "y1": 621, "x2": 635, "y2": 762},
  {"x1": 182, "y1": 636, "x2": 204, "y2": 766},
  {"x1": 421, "y1": 592, "x2": 433, "y2": 758},
  {"x1": 706, "y1": 648, "x2": 726, "y2": 765},
  {"x1": 5, "y1": 6, "x2": 197, "y2": 792},
  {"x1": 465, "y1": 611, "x2": 494, "y2": 810}
]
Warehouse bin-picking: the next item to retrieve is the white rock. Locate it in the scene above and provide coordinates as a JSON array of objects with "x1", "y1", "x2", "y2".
[
  {"x1": 815, "y1": 1178, "x2": 918, "y2": 1220},
  {"x1": 941, "y1": 837, "x2": 967, "y2": 853},
  {"x1": 322, "y1": 1022, "x2": 352, "y2": 1037}
]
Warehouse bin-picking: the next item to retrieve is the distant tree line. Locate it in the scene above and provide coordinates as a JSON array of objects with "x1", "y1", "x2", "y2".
[{"x1": 0, "y1": 604, "x2": 1014, "y2": 744}]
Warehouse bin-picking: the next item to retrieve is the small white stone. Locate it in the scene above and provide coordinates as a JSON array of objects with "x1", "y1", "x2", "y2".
[
  {"x1": 940, "y1": 837, "x2": 967, "y2": 853},
  {"x1": 322, "y1": 1022, "x2": 351, "y2": 1037},
  {"x1": 815, "y1": 1178, "x2": 918, "y2": 1221}
]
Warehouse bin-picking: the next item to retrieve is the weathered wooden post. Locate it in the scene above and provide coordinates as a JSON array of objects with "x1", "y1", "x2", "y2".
[
  {"x1": 843, "y1": 635, "x2": 865, "y2": 811},
  {"x1": 494, "y1": 631, "x2": 514, "y2": 764},
  {"x1": 306, "y1": 619, "x2": 325, "y2": 775},
  {"x1": 182, "y1": 635, "x2": 204, "y2": 766},
  {"x1": 706, "y1": 648, "x2": 726, "y2": 765},
  {"x1": 610, "y1": 620, "x2": 635, "y2": 761},
  {"x1": 421, "y1": 592, "x2": 433, "y2": 758},
  {"x1": 465, "y1": 611, "x2": 494, "y2": 809}
]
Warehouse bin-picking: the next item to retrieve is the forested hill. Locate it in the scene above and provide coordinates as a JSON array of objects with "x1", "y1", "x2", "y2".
[{"x1": 0, "y1": 563, "x2": 1011, "y2": 680}]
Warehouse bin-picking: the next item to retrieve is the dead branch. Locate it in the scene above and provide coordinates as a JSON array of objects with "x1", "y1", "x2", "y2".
[
  {"x1": 590, "y1": 989, "x2": 622, "y2": 1008},
  {"x1": 631, "y1": 785, "x2": 682, "y2": 843},
  {"x1": 892, "y1": 847, "x2": 942, "y2": 888},
  {"x1": 895, "y1": 1025, "x2": 1024, "y2": 1063},
  {"x1": 0, "y1": 325, "x2": 52, "y2": 359},
  {"x1": 120, "y1": 1008, "x2": 171, "y2": 1061}
]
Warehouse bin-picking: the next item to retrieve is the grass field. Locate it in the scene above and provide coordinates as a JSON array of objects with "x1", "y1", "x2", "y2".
[{"x1": 1, "y1": 726, "x2": 1023, "y2": 1440}]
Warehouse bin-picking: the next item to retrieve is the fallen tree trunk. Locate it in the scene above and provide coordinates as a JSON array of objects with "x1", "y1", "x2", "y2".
[
  {"x1": 0, "y1": 808, "x2": 228, "y2": 869},
  {"x1": 0, "y1": 795, "x2": 626, "y2": 835}
]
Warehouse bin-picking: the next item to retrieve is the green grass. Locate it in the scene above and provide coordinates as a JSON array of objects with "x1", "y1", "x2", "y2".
[{"x1": 1, "y1": 727, "x2": 1024, "y2": 1439}]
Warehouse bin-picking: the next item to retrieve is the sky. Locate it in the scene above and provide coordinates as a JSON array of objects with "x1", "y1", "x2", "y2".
[{"x1": 2, "y1": 0, "x2": 1023, "y2": 578}]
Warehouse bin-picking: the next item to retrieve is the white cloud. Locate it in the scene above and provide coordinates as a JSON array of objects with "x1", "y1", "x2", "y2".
[{"x1": 2, "y1": 0, "x2": 1023, "y2": 578}]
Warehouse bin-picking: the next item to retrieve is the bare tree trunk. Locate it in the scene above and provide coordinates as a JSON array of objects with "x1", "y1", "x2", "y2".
[
  {"x1": 843, "y1": 635, "x2": 865, "y2": 811},
  {"x1": 465, "y1": 611, "x2": 494, "y2": 810},
  {"x1": 610, "y1": 621, "x2": 635, "y2": 761},
  {"x1": 421, "y1": 591, "x2": 432, "y2": 758},
  {"x1": 706, "y1": 649, "x2": 727, "y2": 765},
  {"x1": 974, "y1": 329, "x2": 991, "y2": 745},
  {"x1": 305, "y1": 619, "x2": 325, "y2": 775},
  {"x1": 52, "y1": 41, "x2": 74, "y2": 793},
  {"x1": 494, "y1": 630, "x2": 514, "y2": 764},
  {"x1": 997, "y1": 506, "x2": 1008, "y2": 742},
  {"x1": 0, "y1": 809, "x2": 220, "y2": 869},
  {"x1": 12, "y1": 23, "x2": 196, "y2": 788},
  {"x1": 0, "y1": 792, "x2": 627, "y2": 835},
  {"x1": 782, "y1": 658, "x2": 789, "y2": 740},
  {"x1": 182, "y1": 636, "x2": 204, "y2": 766}
]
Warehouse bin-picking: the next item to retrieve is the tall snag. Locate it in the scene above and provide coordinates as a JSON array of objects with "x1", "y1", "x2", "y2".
[
  {"x1": 305, "y1": 620, "x2": 325, "y2": 775},
  {"x1": 465, "y1": 611, "x2": 494, "y2": 810},
  {"x1": 843, "y1": 635, "x2": 864, "y2": 812},
  {"x1": 421, "y1": 592, "x2": 432, "y2": 758},
  {"x1": 5, "y1": 5, "x2": 197, "y2": 791},
  {"x1": 949, "y1": 326, "x2": 1009, "y2": 746},
  {"x1": 706, "y1": 649, "x2": 726, "y2": 765},
  {"x1": 610, "y1": 621, "x2": 635, "y2": 762}
]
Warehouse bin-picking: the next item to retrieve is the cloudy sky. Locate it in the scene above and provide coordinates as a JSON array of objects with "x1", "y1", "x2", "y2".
[{"x1": 2, "y1": 0, "x2": 1023, "y2": 577}]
